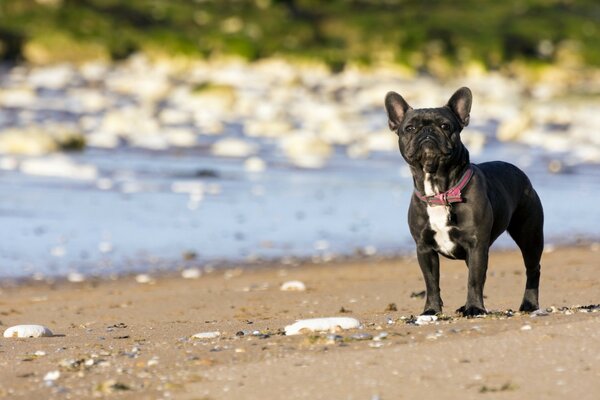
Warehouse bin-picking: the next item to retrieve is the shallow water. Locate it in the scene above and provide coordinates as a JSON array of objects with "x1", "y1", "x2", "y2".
[{"x1": 1, "y1": 136, "x2": 599, "y2": 278}]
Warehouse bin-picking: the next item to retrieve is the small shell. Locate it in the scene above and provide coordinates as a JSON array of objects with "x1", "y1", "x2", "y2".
[
  {"x1": 285, "y1": 317, "x2": 360, "y2": 336},
  {"x1": 280, "y1": 280, "x2": 307, "y2": 292},
  {"x1": 3, "y1": 324, "x2": 54, "y2": 338},
  {"x1": 191, "y1": 331, "x2": 221, "y2": 340}
]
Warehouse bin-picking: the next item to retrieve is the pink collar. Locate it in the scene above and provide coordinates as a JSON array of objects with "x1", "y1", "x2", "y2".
[{"x1": 415, "y1": 166, "x2": 474, "y2": 206}]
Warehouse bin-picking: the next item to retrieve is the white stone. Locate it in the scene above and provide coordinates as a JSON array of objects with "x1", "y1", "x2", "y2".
[
  {"x1": 520, "y1": 324, "x2": 532, "y2": 331},
  {"x1": 244, "y1": 119, "x2": 293, "y2": 138},
  {"x1": 67, "y1": 272, "x2": 85, "y2": 283},
  {"x1": 3, "y1": 324, "x2": 54, "y2": 338},
  {"x1": 43, "y1": 370, "x2": 61, "y2": 382},
  {"x1": 135, "y1": 274, "x2": 153, "y2": 284},
  {"x1": 415, "y1": 315, "x2": 438, "y2": 325},
  {"x1": 284, "y1": 317, "x2": 360, "y2": 335},
  {"x1": 0, "y1": 157, "x2": 18, "y2": 170},
  {"x1": 20, "y1": 156, "x2": 98, "y2": 180},
  {"x1": 181, "y1": 268, "x2": 202, "y2": 279},
  {"x1": 165, "y1": 128, "x2": 197, "y2": 147},
  {"x1": 29, "y1": 64, "x2": 74, "y2": 89},
  {"x1": 191, "y1": 331, "x2": 221, "y2": 340},
  {"x1": 171, "y1": 181, "x2": 204, "y2": 195},
  {"x1": 0, "y1": 128, "x2": 58, "y2": 155},
  {"x1": 244, "y1": 156, "x2": 266, "y2": 173},
  {"x1": 280, "y1": 280, "x2": 307, "y2": 292},
  {"x1": 212, "y1": 138, "x2": 256, "y2": 158},
  {"x1": 281, "y1": 132, "x2": 332, "y2": 169}
]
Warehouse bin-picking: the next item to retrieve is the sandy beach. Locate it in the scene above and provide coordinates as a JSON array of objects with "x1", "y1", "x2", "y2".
[{"x1": 0, "y1": 245, "x2": 598, "y2": 399}]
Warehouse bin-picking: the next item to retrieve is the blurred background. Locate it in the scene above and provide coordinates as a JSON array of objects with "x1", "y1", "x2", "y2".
[{"x1": 0, "y1": 0, "x2": 599, "y2": 278}]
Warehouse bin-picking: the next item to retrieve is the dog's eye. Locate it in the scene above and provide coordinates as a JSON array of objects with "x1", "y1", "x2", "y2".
[
  {"x1": 405, "y1": 125, "x2": 416, "y2": 133},
  {"x1": 440, "y1": 123, "x2": 451, "y2": 131}
]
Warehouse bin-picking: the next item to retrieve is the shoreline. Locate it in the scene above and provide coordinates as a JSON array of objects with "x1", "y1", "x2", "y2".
[
  {"x1": 2, "y1": 240, "x2": 598, "y2": 285},
  {"x1": 0, "y1": 245, "x2": 598, "y2": 399}
]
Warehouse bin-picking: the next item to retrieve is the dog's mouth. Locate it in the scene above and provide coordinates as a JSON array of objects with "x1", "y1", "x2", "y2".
[{"x1": 403, "y1": 133, "x2": 454, "y2": 172}]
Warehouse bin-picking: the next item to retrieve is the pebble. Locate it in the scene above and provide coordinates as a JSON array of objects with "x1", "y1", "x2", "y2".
[
  {"x1": 211, "y1": 138, "x2": 257, "y2": 158},
  {"x1": 520, "y1": 324, "x2": 532, "y2": 331},
  {"x1": 181, "y1": 268, "x2": 202, "y2": 279},
  {"x1": 280, "y1": 280, "x2": 307, "y2": 292},
  {"x1": 135, "y1": 274, "x2": 153, "y2": 284},
  {"x1": 415, "y1": 315, "x2": 438, "y2": 325},
  {"x1": 191, "y1": 331, "x2": 221, "y2": 340},
  {"x1": 350, "y1": 332, "x2": 373, "y2": 341},
  {"x1": 67, "y1": 272, "x2": 86, "y2": 283},
  {"x1": 531, "y1": 309, "x2": 549, "y2": 317},
  {"x1": 43, "y1": 370, "x2": 61, "y2": 382},
  {"x1": 20, "y1": 156, "x2": 98, "y2": 180},
  {"x1": 244, "y1": 156, "x2": 267, "y2": 173},
  {"x1": 3, "y1": 324, "x2": 54, "y2": 338},
  {"x1": 284, "y1": 317, "x2": 361, "y2": 336}
]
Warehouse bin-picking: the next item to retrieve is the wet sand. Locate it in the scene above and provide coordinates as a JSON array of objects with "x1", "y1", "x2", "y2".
[{"x1": 0, "y1": 246, "x2": 598, "y2": 399}]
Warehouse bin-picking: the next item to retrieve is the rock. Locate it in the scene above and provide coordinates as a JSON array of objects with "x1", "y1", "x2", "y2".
[
  {"x1": 497, "y1": 113, "x2": 531, "y2": 142},
  {"x1": 20, "y1": 156, "x2": 98, "y2": 180},
  {"x1": 0, "y1": 156, "x2": 18, "y2": 170},
  {"x1": 43, "y1": 370, "x2": 60, "y2": 382},
  {"x1": 244, "y1": 156, "x2": 266, "y2": 173},
  {"x1": 280, "y1": 280, "x2": 307, "y2": 292},
  {"x1": 350, "y1": 332, "x2": 373, "y2": 341},
  {"x1": 531, "y1": 309, "x2": 549, "y2": 317},
  {"x1": 284, "y1": 317, "x2": 361, "y2": 335},
  {"x1": 364, "y1": 131, "x2": 397, "y2": 152},
  {"x1": 520, "y1": 324, "x2": 532, "y2": 331},
  {"x1": 159, "y1": 108, "x2": 192, "y2": 125},
  {"x1": 181, "y1": 268, "x2": 202, "y2": 279},
  {"x1": 135, "y1": 274, "x2": 153, "y2": 284},
  {"x1": 415, "y1": 315, "x2": 438, "y2": 325},
  {"x1": 0, "y1": 128, "x2": 58, "y2": 155},
  {"x1": 212, "y1": 138, "x2": 257, "y2": 158},
  {"x1": 281, "y1": 132, "x2": 332, "y2": 169},
  {"x1": 29, "y1": 64, "x2": 75, "y2": 89},
  {"x1": 3, "y1": 324, "x2": 54, "y2": 338},
  {"x1": 244, "y1": 119, "x2": 293, "y2": 138},
  {"x1": 67, "y1": 272, "x2": 85, "y2": 283},
  {"x1": 191, "y1": 331, "x2": 221, "y2": 340},
  {"x1": 0, "y1": 87, "x2": 36, "y2": 108},
  {"x1": 165, "y1": 128, "x2": 197, "y2": 147}
]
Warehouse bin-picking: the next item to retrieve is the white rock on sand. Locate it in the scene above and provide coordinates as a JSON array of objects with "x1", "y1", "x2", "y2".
[
  {"x1": 191, "y1": 331, "x2": 221, "y2": 340},
  {"x1": 280, "y1": 280, "x2": 307, "y2": 291},
  {"x1": 415, "y1": 315, "x2": 438, "y2": 325},
  {"x1": 284, "y1": 317, "x2": 360, "y2": 335},
  {"x1": 3, "y1": 324, "x2": 54, "y2": 338}
]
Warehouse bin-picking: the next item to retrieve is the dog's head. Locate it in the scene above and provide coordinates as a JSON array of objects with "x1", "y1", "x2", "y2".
[{"x1": 384, "y1": 87, "x2": 472, "y2": 173}]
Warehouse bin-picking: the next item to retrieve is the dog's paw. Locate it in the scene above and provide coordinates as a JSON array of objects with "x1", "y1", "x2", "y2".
[
  {"x1": 456, "y1": 305, "x2": 487, "y2": 317},
  {"x1": 519, "y1": 300, "x2": 539, "y2": 313}
]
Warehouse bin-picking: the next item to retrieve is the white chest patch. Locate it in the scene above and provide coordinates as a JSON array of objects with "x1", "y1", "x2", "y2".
[{"x1": 424, "y1": 174, "x2": 455, "y2": 255}]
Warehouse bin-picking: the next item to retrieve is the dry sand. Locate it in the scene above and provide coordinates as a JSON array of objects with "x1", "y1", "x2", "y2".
[{"x1": 0, "y1": 246, "x2": 598, "y2": 399}]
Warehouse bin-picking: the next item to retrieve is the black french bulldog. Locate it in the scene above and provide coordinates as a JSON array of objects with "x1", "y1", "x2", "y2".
[{"x1": 384, "y1": 87, "x2": 544, "y2": 317}]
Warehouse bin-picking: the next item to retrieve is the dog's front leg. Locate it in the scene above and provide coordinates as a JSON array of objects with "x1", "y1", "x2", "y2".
[
  {"x1": 416, "y1": 246, "x2": 443, "y2": 315},
  {"x1": 458, "y1": 247, "x2": 489, "y2": 316}
]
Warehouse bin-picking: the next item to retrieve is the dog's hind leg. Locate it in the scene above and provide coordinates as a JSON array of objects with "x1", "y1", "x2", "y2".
[{"x1": 508, "y1": 192, "x2": 544, "y2": 312}]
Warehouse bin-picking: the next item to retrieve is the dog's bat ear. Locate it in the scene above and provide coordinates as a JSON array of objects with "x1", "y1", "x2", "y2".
[
  {"x1": 446, "y1": 87, "x2": 472, "y2": 128},
  {"x1": 385, "y1": 91, "x2": 412, "y2": 132}
]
